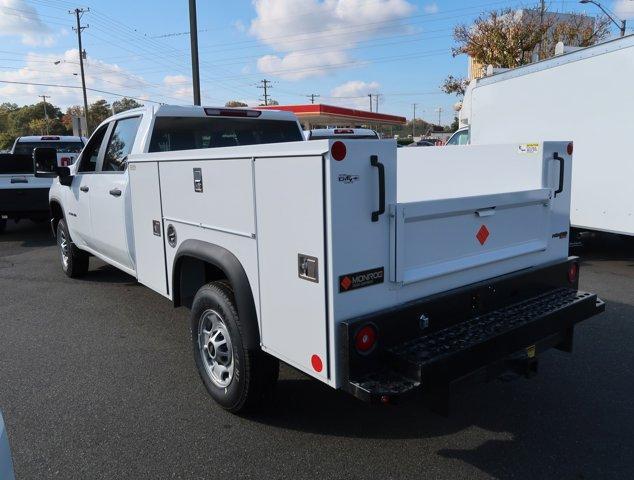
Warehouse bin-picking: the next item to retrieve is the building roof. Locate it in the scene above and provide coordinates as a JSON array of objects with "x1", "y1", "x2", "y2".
[{"x1": 256, "y1": 104, "x2": 406, "y2": 126}]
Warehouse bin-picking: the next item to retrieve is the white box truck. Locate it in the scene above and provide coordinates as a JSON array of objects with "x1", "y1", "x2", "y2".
[
  {"x1": 35, "y1": 105, "x2": 604, "y2": 413},
  {"x1": 459, "y1": 34, "x2": 634, "y2": 237}
]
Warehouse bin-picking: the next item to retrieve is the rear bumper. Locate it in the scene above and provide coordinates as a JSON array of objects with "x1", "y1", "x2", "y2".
[
  {"x1": 0, "y1": 187, "x2": 49, "y2": 219},
  {"x1": 339, "y1": 258, "x2": 605, "y2": 407}
]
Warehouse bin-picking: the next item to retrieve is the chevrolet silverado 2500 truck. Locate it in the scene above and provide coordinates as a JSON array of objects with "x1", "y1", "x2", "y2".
[{"x1": 36, "y1": 105, "x2": 604, "y2": 413}]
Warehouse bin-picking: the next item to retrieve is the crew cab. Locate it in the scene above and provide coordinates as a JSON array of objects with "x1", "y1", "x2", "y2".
[{"x1": 36, "y1": 105, "x2": 604, "y2": 413}]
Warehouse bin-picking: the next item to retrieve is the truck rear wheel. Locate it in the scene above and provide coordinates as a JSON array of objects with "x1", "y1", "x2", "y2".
[
  {"x1": 191, "y1": 281, "x2": 278, "y2": 413},
  {"x1": 57, "y1": 219, "x2": 89, "y2": 278}
]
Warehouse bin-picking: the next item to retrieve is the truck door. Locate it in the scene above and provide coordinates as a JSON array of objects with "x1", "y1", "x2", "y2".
[
  {"x1": 64, "y1": 124, "x2": 109, "y2": 248},
  {"x1": 88, "y1": 116, "x2": 141, "y2": 272}
]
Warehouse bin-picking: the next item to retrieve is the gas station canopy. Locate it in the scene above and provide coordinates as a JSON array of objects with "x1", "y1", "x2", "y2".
[{"x1": 256, "y1": 104, "x2": 406, "y2": 127}]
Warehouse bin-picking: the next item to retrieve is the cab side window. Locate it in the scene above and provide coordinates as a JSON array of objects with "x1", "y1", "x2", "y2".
[
  {"x1": 78, "y1": 125, "x2": 108, "y2": 173},
  {"x1": 102, "y1": 116, "x2": 142, "y2": 172}
]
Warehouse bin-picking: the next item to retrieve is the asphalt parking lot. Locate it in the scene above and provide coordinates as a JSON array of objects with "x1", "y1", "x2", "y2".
[{"x1": 1, "y1": 221, "x2": 633, "y2": 479}]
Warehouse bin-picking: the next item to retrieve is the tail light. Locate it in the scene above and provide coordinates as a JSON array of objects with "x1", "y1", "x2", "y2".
[
  {"x1": 355, "y1": 324, "x2": 377, "y2": 354},
  {"x1": 331, "y1": 141, "x2": 346, "y2": 161},
  {"x1": 567, "y1": 142, "x2": 573, "y2": 155},
  {"x1": 568, "y1": 262, "x2": 579, "y2": 284}
]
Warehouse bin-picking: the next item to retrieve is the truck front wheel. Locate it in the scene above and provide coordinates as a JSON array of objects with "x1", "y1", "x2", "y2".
[
  {"x1": 56, "y1": 219, "x2": 89, "y2": 278},
  {"x1": 191, "y1": 281, "x2": 278, "y2": 413}
]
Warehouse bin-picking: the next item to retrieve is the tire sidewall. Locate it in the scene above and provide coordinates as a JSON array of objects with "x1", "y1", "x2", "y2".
[
  {"x1": 191, "y1": 285, "x2": 248, "y2": 410},
  {"x1": 57, "y1": 219, "x2": 72, "y2": 275}
]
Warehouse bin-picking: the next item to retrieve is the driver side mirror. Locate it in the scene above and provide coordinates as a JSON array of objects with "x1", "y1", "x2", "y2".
[{"x1": 33, "y1": 147, "x2": 71, "y2": 182}]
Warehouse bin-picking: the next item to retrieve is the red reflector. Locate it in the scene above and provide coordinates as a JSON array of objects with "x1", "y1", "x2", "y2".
[
  {"x1": 60, "y1": 157, "x2": 70, "y2": 167},
  {"x1": 355, "y1": 325, "x2": 377, "y2": 354},
  {"x1": 568, "y1": 262, "x2": 579, "y2": 284},
  {"x1": 476, "y1": 225, "x2": 490, "y2": 245},
  {"x1": 204, "y1": 108, "x2": 261, "y2": 118},
  {"x1": 310, "y1": 354, "x2": 323, "y2": 372},
  {"x1": 331, "y1": 141, "x2": 346, "y2": 161},
  {"x1": 567, "y1": 142, "x2": 573, "y2": 155}
]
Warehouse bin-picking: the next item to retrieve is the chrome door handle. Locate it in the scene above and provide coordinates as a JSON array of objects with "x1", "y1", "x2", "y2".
[
  {"x1": 80, "y1": 186, "x2": 89, "y2": 192},
  {"x1": 109, "y1": 188, "x2": 122, "y2": 197}
]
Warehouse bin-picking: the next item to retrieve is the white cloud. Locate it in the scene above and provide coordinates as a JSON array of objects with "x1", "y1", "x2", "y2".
[
  {"x1": 614, "y1": 0, "x2": 634, "y2": 19},
  {"x1": 0, "y1": 0, "x2": 55, "y2": 46},
  {"x1": 423, "y1": 3, "x2": 439, "y2": 14},
  {"x1": 249, "y1": 0, "x2": 416, "y2": 80},
  {"x1": 0, "y1": 49, "x2": 176, "y2": 108},
  {"x1": 163, "y1": 74, "x2": 193, "y2": 100},
  {"x1": 330, "y1": 80, "x2": 380, "y2": 109}
]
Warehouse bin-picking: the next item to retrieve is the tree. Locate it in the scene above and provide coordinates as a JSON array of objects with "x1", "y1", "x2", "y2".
[
  {"x1": 62, "y1": 105, "x2": 83, "y2": 131},
  {"x1": 88, "y1": 99, "x2": 112, "y2": 128},
  {"x1": 441, "y1": 75, "x2": 469, "y2": 97},
  {"x1": 442, "y1": 7, "x2": 611, "y2": 97},
  {"x1": 225, "y1": 100, "x2": 248, "y2": 107},
  {"x1": 112, "y1": 97, "x2": 143, "y2": 114},
  {"x1": 259, "y1": 99, "x2": 279, "y2": 106}
]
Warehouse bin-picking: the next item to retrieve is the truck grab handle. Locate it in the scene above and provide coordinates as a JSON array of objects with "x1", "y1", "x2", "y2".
[
  {"x1": 370, "y1": 155, "x2": 386, "y2": 222},
  {"x1": 553, "y1": 152, "x2": 565, "y2": 197}
]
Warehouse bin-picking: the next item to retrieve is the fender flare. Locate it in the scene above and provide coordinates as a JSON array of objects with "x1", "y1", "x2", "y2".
[{"x1": 172, "y1": 239, "x2": 260, "y2": 350}]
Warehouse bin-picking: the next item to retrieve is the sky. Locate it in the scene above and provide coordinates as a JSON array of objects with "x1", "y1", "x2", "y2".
[{"x1": 0, "y1": 0, "x2": 632, "y2": 124}]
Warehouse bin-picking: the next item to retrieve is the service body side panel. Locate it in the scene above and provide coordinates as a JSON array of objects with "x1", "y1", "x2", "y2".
[
  {"x1": 254, "y1": 155, "x2": 330, "y2": 382},
  {"x1": 156, "y1": 157, "x2": 261, "y2": 322},
  {"x1": 128, "y1": 161, "x2": 169, "y2": 297}
]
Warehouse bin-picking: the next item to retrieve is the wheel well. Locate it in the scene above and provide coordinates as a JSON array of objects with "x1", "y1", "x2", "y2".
[
  {"x1": 175, "y1": 256, "x2": 228, "y2": 309},
  {"x1": 50, "y1": 201, "x2": 63, "y2": 233}
]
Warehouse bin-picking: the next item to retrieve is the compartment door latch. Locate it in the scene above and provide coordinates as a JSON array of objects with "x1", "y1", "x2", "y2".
[{"x1": 298, "y1": 254, "x2": 319, "y2": 283}]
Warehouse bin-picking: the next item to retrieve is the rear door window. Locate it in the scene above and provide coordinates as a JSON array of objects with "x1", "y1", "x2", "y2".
[
  {"x1": 101, "y1": 116, "x2": 142, "y2": 172},
  {"x1": 13, "y1": 142, "x2": 84, "y2": 156},
  {"x1": 149, "y1": 117, "x2": 303, "y2": 152}
]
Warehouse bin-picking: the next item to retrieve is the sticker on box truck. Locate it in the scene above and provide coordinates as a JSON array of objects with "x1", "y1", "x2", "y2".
[{"x1": 518, "y1": 143, "x2": 539, "y2": 154}]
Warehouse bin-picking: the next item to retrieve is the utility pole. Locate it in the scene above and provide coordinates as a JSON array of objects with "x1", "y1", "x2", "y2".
[
  {"x1": 368, "y1": 94, "x2": 373, "y2": 112},
  {"x1": 374, "y1": 94, "x2": 379, "y2": 113},
  {"x1": 188, "y1": 0, "x2": 201, "y2": 105},
  {"x1": 412, "y1": 103, "x2": 417, "y2": 138},
  {"x1": 258, "y1": 79, "x2": 273, "y2": 106},
  {"x1": 70, "y1": 7, "x2": 89, "y2": 136},
  {"x1": 436, "y1": 107, "x2": 442, "y2": 126},
  {"x1": 306, "y1": 93, "x2": 320, "y2": 104},
  {"x1": 538, "y1": 0, "x2": 546, "y2": 59},
  {"x1": 39, "y1": 95, "x2": 50, "y2": 135}
]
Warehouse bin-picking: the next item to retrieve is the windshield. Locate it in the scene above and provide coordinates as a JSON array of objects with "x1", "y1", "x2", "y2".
[
  {"x1": 149, "y1": 117, "x2": 303, "y2": 152},
  {"x1": 13, "y1": 141, "x2": 84, "y2": 155},
  {"x1": 0, "y1": 153, "x2": 33, "y2": 174},
  {"x1": 446, "y1": 129, "x2": 470, "y2": 146}
]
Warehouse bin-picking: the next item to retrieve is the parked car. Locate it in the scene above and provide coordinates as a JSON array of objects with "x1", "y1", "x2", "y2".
[
  {"x1": 306, "y1": 128, "x2": 379, "y2": 140},
  {"x1": 445, "y1": 127, "x2": 470, "y2": 146},
  {"x1": 36, "y1": 104, "x2": 603, "y2": 414},
  {"x1": 11, "y1": 135, "x2": 86, "y2": 167}
]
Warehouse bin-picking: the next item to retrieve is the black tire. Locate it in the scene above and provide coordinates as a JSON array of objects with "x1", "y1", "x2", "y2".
[
  {"x1": 56, "y1": 218, "x2": 89, "y2": 278},
  {"x1": 0, "y1": 219, "x2": 6, "y2": 234},
  {"x1": 191, "y1": 281, "x2": 278, "y2": 413}
]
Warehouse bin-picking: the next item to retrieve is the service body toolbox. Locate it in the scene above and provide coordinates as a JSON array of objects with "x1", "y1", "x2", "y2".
[{"x1": 125, "y1": 138, "x2": 603, "y2": 410}]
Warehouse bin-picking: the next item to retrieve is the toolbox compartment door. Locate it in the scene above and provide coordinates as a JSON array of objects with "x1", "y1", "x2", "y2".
[{"x1": 391, "y1": 189, "x2": 552, "y2": 284}]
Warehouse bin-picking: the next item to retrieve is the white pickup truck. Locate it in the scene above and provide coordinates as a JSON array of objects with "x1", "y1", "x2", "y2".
[{"x1": 36, "y1": 104, "x2": 604, "y2": 413}]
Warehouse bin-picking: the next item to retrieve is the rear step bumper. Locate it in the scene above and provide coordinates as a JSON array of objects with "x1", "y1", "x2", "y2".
[{"x1": 340, "y1": 258, "x2": 605, "y2": 407}]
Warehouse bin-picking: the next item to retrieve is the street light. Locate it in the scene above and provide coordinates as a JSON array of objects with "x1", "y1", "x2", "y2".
[{"x1": 579, "y1": 0, "x2": 627, "y2": 37}]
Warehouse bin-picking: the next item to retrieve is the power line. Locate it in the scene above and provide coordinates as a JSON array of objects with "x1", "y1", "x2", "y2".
[{"x1": 0, "y1": 79, "x2": 163, "y2": 104}]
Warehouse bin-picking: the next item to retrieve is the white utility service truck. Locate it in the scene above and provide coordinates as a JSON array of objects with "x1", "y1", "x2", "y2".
[
  {"x1": 36, "y1": 105, "x2": 604, "y2": 413},
  {"x1": 459, "y1": 34, "x2": 634, "y2": 237}
]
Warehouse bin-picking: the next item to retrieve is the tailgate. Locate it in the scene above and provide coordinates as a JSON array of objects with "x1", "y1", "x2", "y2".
[{"x1": 390, "y1": 188, "x2": 552, "y2": 284}]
